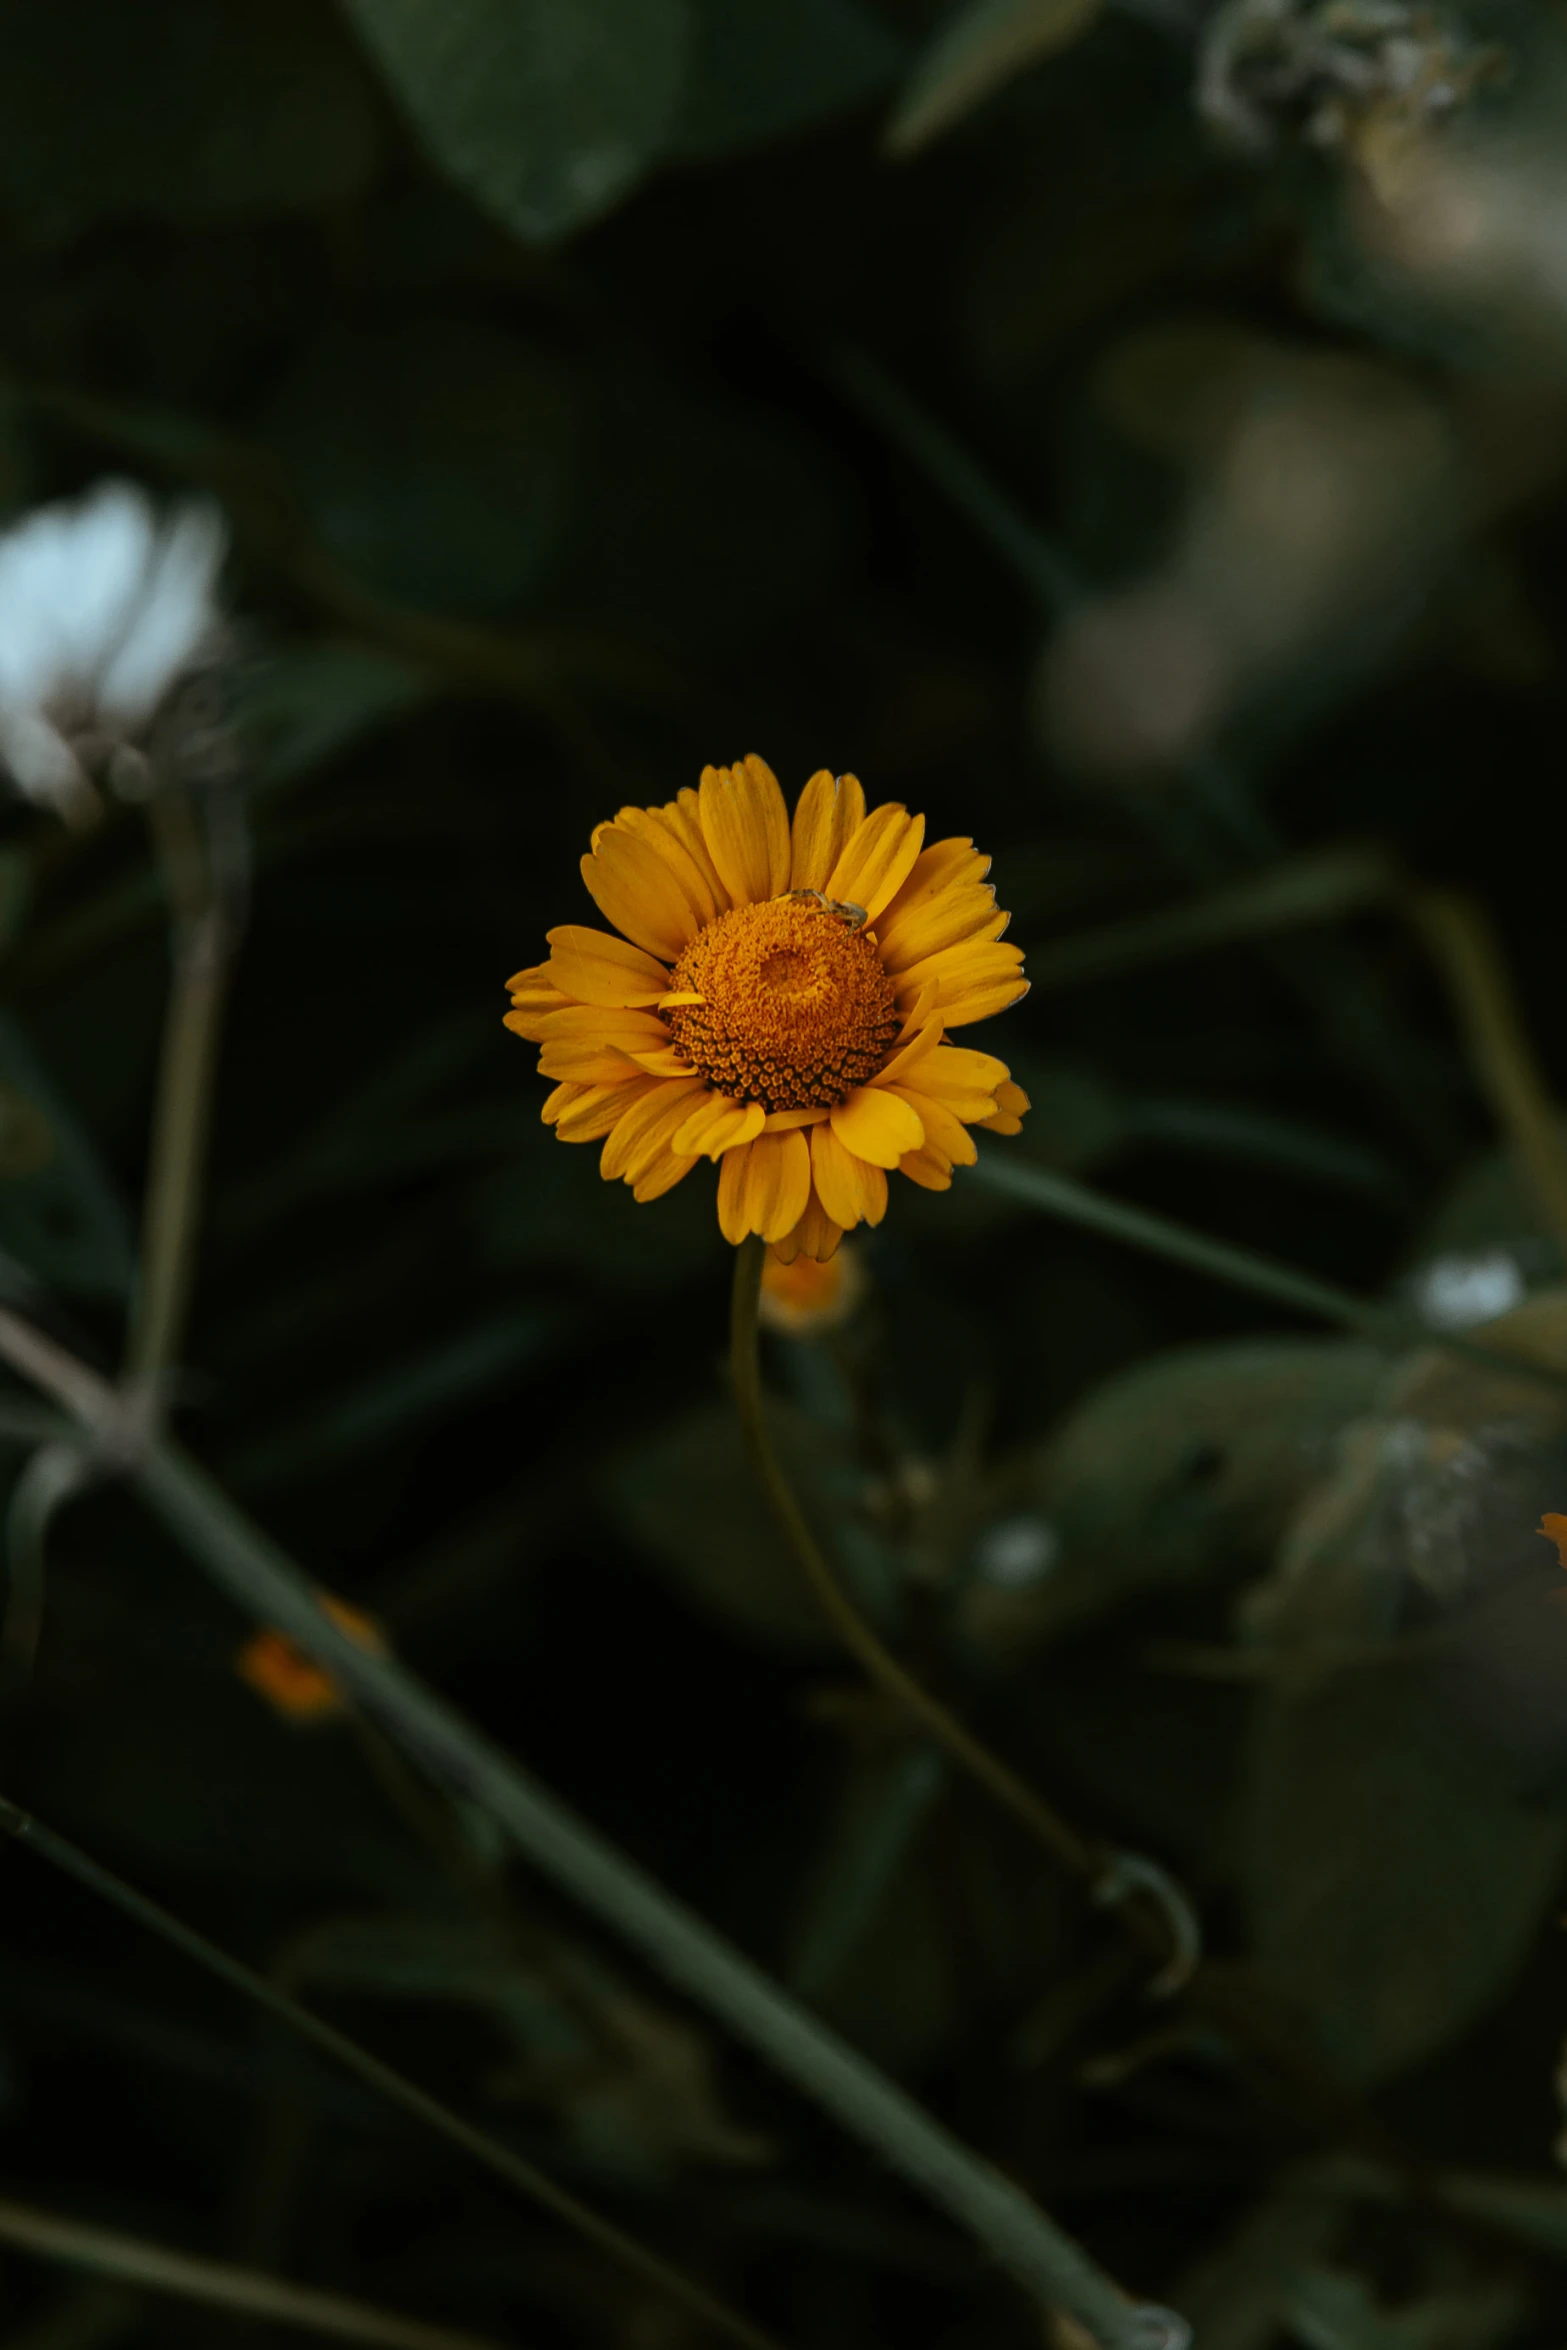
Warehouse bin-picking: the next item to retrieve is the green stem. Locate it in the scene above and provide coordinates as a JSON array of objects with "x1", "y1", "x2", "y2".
[
  {"x1": 1407, "y1": 887, "x2": 1567, "y2": 1264},
  {"x1": 0, "y1": 2193, "x2": 503, "y2": 2350},
  {"x1": 0, "y1": 1307, "x2": 1178, "y2": 2350},
  {"x1": 726, "y1": 1263, "x2": 1435, "y2": 2181},
  {"x1": 970, "y1": 1149, "x2": 1567, "y2": 1398},
  {"x1": 729, "y1": 1237, "x2": 1101, "y2": 1883},
  {"x1": 0, "y1": 1795, "x2": 778, "y2": 2350},
  {"x1": 125, "y1": 788, "x2": 242, "y2": 1395}
]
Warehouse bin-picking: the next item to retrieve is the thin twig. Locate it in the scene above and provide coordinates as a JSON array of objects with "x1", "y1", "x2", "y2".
[
  {"x1": 124, "y1": 782, "x2": 246, "y2": 1400},
  {"x1": 968, "y1": 1149, "x2": 1567, "y2": 1396},
  {"x1": 2, "y1": 1440, "x2": 94, "y2": 1678},
  {"x1": 0, "y1": 1796, "x2": 781, "y2": 2350},
  {"x1": 0, "y1": 1308, "x2": 1170, "y2": 2350},
  {"x1": 0, "y1": 2195, "x2": 508, "y2": 2350},
  {"x1": 731, "y1": 1237, "x2": 1104, "y2": 1883}
]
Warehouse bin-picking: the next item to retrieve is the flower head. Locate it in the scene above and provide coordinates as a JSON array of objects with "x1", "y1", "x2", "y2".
[
  {"x1": 0, "y1": 478, "x2": 227, "y2": 824},
  {"x1": 760, "y1": 1239, "x2": 867, "y2": 1336},
  {"x1": 505, "y1": 757, "x2": 1029, "y2": 1262},
  {"x1": 236, "y1": 1589, "x2": 387, "y2": 1725}
]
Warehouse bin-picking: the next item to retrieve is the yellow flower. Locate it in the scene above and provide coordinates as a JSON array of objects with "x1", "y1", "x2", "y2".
[
  {"x1": 760, "y1": 1239, "x2": 867, "y2": 1336},
  {"x1": 236, "y1": 1590, "x2": 387, "y2": 1725},
  {"x1": 505, "y1": 757, "x2": 1029, "y2": 1263}
]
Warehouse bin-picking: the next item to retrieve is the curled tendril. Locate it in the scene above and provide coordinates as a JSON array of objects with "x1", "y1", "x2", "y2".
[{"x1": 1092, "y1": 1851, "x2": 1202, "y2": 1998}]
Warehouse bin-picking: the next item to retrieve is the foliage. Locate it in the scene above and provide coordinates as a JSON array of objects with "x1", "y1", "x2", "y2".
[{"x1": 7, "y1": 0, "x2": 1567, "y2": 2344}]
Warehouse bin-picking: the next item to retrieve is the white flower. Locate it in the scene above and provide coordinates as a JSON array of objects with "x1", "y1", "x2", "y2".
[{"x1": 0, "y1": 478, "x2": 227, "y2": 824}]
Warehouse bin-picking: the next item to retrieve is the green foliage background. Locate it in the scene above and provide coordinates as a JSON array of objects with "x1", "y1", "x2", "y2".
[{"x1": 7, "y1": 0, "x2": 1567, "y2": 2343}]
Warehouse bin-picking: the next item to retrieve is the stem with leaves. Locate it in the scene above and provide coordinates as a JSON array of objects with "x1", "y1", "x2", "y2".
[{"x1": 0, "y1": 1306, "x2": 1173, "y2": 2350}]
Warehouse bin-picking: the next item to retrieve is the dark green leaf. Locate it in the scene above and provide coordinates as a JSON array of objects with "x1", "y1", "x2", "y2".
[
  {"x1": 341, "y1": 0, "x2": 690, "y2": 241},
  {"x1": 1245, "y1": 1658, "x2": 1567, "y2": 2084}
]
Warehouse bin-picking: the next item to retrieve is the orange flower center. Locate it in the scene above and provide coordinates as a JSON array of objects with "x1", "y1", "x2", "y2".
[{"x1": 665, "y1": 895, "x2": 901, "y2": 1113}]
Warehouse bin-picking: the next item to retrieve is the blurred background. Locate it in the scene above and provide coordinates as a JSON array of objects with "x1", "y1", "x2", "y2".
[{"x1": 9, "y1": 0, "x2": 1567, "y2": 2343}]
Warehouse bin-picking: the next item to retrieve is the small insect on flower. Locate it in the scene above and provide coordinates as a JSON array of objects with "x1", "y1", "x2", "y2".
[
  {"x1": 787, "y1": 888, "x2": 870, "y2": 930},
  {"x1": 505, "y1": 757, "x2": 1030, "y2": 1263},
  {"x1": 236, "y1": 1590, "x2": 388, "y2": 1726},
  {"x1": 0, "y1": 477, "x2": 227, "y2": 826}
]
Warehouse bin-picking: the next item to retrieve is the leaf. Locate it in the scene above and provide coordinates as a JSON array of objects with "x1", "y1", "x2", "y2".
[
  {"x1": 986, "y1": 1339, "x2": 1385, "y2": 1640},
  {"x1": 341, "y1": 0, "x2": 691, "y2": 242},
  {"x1": 1246, "y1": 1659, "x2": 1567, "y2": 2086},
  {"x1": 1238, "y1": 1315, "x2": 1567, "y2": 2084},
  {"x1": 261, "y1": 322, "x2": 575, "y2": 619},
  {"x1": 669, "y1": 0, "x2": 902, "y2": 162},
  {"x1": 0, "y1": 0, "x2": 378, "y2": 226},
  {"x1": 884, "y1": 0, "x2": 1103, "y2": 156}
]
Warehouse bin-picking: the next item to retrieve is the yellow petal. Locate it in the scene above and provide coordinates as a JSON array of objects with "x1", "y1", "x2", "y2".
[
  {"x1": 699, "y1": 756, "x2": 793, "y2": 907},
  {"x1": 668, "y1": 789, "x2": 734, "y2": 913},
  {"x1": 771, "y1": 1188, "x2": 844, "y2": 1266},
  {"x1": 877, "y1": 883, "x2": 1004, "y2": 975},
  {"x1": 810, "y1": 1121, "x2": 868, "y2": 1229},
  {"x1": 534, "y1": 1006, "x2": 670, "y2": 1047},
  {"x1": 898, "y1": 1144, "x2": 954, "y2": 1192},
  {"x1": 857, "y1": 1159, "x2": 888, "y2": 1225},
  {"x1": 741, "y1": 1127, "x2": 812, "y2": 1243},
  {"x1": 624, "y1": 1045, "x2": 700, "y2": 1077},
  {"x1": 554, "y1": 1076, "x2": 660, "y2": 1141},
  {"x1": 545, "y1": 925, "x2": 671, "y2": 1007},
  {"x1": 826, "y1": 803, "x2": 925, "y2": 922},
  {"x1": 913, "y1": 1043, "x2": 1009, "y2": 1118},
  {"x1": 894, "y1": 980, "x2": 942, "y2": 1043},
  {"x1": 672, "y1": 1096, "x2": 766, "y2": 1159},
  {"x1": 873, "y1": 1018, "x2": 944, "y2": 1089},
  {"x1": 883, "y1": 1084, "x2": 977, "y2": 1167},
  {"x1": 718, "y1": 1140, "x2": 756, "y2": 1244},
  {"x1": 617, "y1": 804, "x2": 724, "y2": 931},
  {"x1": 601, "y1": 1079, "x2": 708, "y2": 1184},
  {"x1": 878, "y1": 839, "x2": 988, "y2": 931},
  {"x1": 830, "y1": 1086, "x2": 925, "y2": 1168},
  {"x1": 542, "y1": 1080, "x2": 587, "y2": 1125},
  {"x1": 978, "y1": 1078, "x2": 1030, "y2": 1136},
  {"x1": 537, "y1": 1043, "x2": 648, "y2": 1085},
  {"x1": 934, "y1": 974, "x2": 1029, "y2": 1027},
  {"x1": 633, "y1": 1146, "x2": 700, "y2": 1203},
  {"x1": 895, "y1": 939, "x2": 1027, "y2": 1027},
  {"x1": 504, "y1": 1000, "x2": 573, "y2": 1043},
  {"x1": 759, "y1": 1106, "x2": 830, "y2": 1131},
  {"x1": 581, "y1": 825, "x2": 705, "y2": 961},
  {"x1": 789, "y1": 770, "x2": 866, "y2": 892}
]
